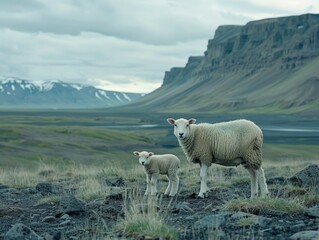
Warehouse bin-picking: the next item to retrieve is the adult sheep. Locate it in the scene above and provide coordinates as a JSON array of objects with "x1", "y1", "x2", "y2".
[
  {"x1": 167, "y1": 118, "x2": 269, "y2": 198},
  {"x1": 133, "y1": 151, "x2": 180, "y2": 196}
]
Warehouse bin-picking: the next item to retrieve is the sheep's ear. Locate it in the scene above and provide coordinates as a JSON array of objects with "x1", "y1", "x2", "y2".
[
  {"x1": 167, "y1": 118, "x2": 175, "y2": 125},
  {"x1": 133, "y1": 151, "x2": 140, "y2": 156},
  {"x1": 188, "y1": 118, "x2": 196, "y2": 125},
  {"x1": 149, "y1": 152, "x2": 154, "y2": 157}
]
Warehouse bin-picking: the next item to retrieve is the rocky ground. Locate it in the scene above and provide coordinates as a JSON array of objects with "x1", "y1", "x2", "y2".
[{"x1": 1, "y1": 165, "x2": 319, "y2": 240}]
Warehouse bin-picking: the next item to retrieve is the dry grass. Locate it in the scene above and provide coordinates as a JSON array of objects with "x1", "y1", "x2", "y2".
[
  {"x1": 114, "y1": 188, "x2": 178, "y2": 239},
  {"x1": 1, "y1": 156, "x2": 318, "y2": 239},
  {"x1": 1, "y1": 157, "x2": 318, "y2": 198}
]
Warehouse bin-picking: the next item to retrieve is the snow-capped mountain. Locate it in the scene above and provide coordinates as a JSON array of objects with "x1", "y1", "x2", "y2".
[{"x1": 0, "y1": 77, "x2": 144, "y2": 108}]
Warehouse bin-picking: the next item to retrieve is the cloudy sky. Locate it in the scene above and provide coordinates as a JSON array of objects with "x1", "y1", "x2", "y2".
[{"x1": 1, "y1": 0, "x2": 318, "y2": 93}]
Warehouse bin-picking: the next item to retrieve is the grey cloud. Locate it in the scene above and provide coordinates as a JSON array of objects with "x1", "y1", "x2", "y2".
[
  {"x1": 0, "y1": 0, "x2": 213, "y2": 45},
  {"x1": 0, "y1": 0, "x2": 44, "y2": 11}
]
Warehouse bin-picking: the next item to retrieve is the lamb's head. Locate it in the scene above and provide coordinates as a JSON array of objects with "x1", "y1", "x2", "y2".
[
  {"x1": 133, "y1": 151, "x2": 154, "y2": 166},
  {"x1": 167, "y1": 118, "x2": 196, "y2": 140}
]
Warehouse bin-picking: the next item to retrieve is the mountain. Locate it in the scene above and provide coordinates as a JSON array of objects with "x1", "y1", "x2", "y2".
[
  {"x1": 0, "y1": 77, "x2": 143, "y2": 108},
  {"x1": 119, "y1": 13, "x2": 319, "y2": 115}
]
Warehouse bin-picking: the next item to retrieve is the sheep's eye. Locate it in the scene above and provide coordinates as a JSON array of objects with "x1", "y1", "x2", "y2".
[
  {"x1": 174, "y1": 124, "x2": 177, "y2": 127},
  {"x1": 186, "y1": 124, "x2": 189, "y2": 127}
]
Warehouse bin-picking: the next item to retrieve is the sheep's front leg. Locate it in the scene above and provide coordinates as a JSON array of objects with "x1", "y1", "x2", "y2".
[
  {"x1": 145, "y1": 174, "x2": 152, "y2": 195},
  {"x1": 199, "y1": 163, "x2": 209, "y2": 198},
  {"x1": 150, "y1": 174, "x2": 159, "y2": 195}
]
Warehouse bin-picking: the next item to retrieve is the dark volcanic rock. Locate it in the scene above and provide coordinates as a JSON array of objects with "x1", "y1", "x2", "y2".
[
  {"x1": 105, "y1": 177, "x2": 126, "y2": 187},
  {"x1": 35, "y1": 182, "x2": 63, "y2": 196},
  {"x1": 290, "y1": 230, "x2": 319, "y2": 240},
  {"x1": 305, "y1": 206, "x2": 319, "y2": 218},
  {"x1": 4, "y1": 223, "x2": 43, "y2": 240},
  {"x1": 57, "y1": 194, "x2": 86, "y2": 216},
  {"x1": 290, "y1": 164, "x2": 319, "y2": 188},
  {"x1": 193, "y1": 213, "x2": 230, "y2": 229}
]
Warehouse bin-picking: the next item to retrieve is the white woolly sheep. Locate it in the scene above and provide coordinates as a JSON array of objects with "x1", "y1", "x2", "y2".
[
  {"x1": 167, "y1": 118, "x2": 269, "y2": 198},
  {"x1": 133, "y1": 151, "x2": 180, "y2": 196}
]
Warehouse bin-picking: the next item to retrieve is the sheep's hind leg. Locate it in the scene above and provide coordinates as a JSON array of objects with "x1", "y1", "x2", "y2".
[
  {"x1": 257, "y1": 166, "x2": 270, "y2": 197},
  {"x1": 199, "y1": 163, "x2": 209, "y2": 198},
  {"x1": 247, "y1": 168, "x2": 258, "y2": 198}
]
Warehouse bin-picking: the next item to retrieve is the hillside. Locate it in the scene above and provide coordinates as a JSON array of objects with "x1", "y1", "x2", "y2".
[
  {"x1": 0, "y1": 78, "x2": 143, "y2": 109},
  {"x1": 119, "y1": 14, "x2": 319, "y2": 115}
]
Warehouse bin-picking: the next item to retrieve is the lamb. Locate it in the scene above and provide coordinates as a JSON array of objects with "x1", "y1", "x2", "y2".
[
  {"x1": 167, "y1": 118, "x2": 269, "y2": 198},
  {"x1": 133, "y1": 151, "x2": 180, "y2": 196}
]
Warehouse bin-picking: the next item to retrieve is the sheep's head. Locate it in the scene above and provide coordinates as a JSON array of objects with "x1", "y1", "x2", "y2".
[
  {"x1": 133, "y1": 151, "x2": 154, "y2": 166},
  {"x1": 167, "y1": 118, "x2": 196, "y2": 140}
]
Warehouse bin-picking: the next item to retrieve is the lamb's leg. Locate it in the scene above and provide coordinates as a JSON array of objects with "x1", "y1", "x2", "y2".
[
  {"x1": 165, "y1": 177, "x2": 172, "y2": 195},
  {"x1": 150, "y1": 174, "x2": 159, "y2": 195},
  {"x1": 199, "y1": 163, "x2": 208, "y2": 198},
  {"x1": 247, "y1": 168, "x2": 258, "y2": 198},
  {"x1": 145, "y1": 174, "x2": 152, "y2": 195},
  {"x1": 256, "y1": 167, "x2": 270, "y2": 197},
  {"x1": 169, "y1": 175, "x2": 179, "y2": 196}
]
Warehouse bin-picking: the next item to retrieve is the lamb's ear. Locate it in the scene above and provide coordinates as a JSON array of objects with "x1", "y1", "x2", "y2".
[
  {"x1": 149, "y1": 152, "x2": 154, "y2": 157},
  {"x1": 188, "y1": 118, "x2": 196, "y2": 125},
  {"x1": 133, "y1": 151, "x2": 140, "y2": 156},
  {"x1": 167, "y1": 118, "x2": 175, "y2": 125}
]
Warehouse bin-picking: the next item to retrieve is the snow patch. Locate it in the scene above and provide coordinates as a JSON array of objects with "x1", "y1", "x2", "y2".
[
  {"x1": 24, "y1": 83, "x2": 35, "y2": 91},
  {"x1": 98, "y1": 90, "x2": 110, "y2": 99},
  {"x1": 114, "y1": 93, "x2": 123, "y2": 102},
  {"x1": 71, "y1": 84, "x2": 84, "y2": 91},
  {"x1": 41, "y1": 80, "x2": 67, "y2": 91},
  {"x1": 0, "y1": 86, "x2": 3, "y2": 92},
  {"x1": 11, "y1": 85, "x2": 15, "y2": 91},
  {"x1": 122, "y1": 93, "x2": 131, "y2": 102},
  {"x1": 95, "y1": 92, "x2": 103, "y2": 101}
]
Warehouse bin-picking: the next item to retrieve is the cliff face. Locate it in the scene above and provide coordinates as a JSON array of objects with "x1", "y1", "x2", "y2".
[
  {"x1": 122, "y1": 14, "x2": 319, "y2": 114},
  {"x1": 164, "y1": 14, "x2": 319, "y2": 84}
]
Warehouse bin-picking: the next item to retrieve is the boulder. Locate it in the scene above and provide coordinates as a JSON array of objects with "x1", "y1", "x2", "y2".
[
  {"x1": 290, "y1": 231, "x2": 319, "y2": 240},
  {"x1": 290, "y1": 164, "x2": 319, "y2": 188},
  {"x1": 305, "y1": 206, "x2": 319, "y2": 218},
  {"x1": 57, "y1": 194, "x2": 86, "y2": 216},
  {"x1": 193, "y1": 213, "x2": 230, "y2": 229},
  {"x1": 35, "y1": 183, "x2": 63, "y2": 196},
  {"x1": 4, "y1": 223, "x2": 43, "y2": 240}
]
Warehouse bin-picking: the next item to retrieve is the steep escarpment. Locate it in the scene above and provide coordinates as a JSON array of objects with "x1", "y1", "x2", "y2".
[{"x1": 120, "y1": 14, "x2": 319, "y2": 114}]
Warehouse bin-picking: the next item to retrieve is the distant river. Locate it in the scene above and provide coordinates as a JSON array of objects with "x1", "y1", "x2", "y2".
[
  {"x1": 97, "y1": 124, "x2": 319, "y2": 145},
  {"x1": 262, "y1": 126, "x2": 319, "y2": 145},
  {"x1": 97, "y1": 124, "x2": 159, "y2": 129}
]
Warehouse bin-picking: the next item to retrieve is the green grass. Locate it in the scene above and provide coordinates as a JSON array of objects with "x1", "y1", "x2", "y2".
[
  {"x1": 263, "y1": 144, "x2": 319, "y2": 161},
  {"x1": 224, "y1": 197, "x2": 305, "y2": 214}
]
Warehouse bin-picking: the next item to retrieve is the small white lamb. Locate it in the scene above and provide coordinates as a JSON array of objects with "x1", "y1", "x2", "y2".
[
  {"x1": 133, "y1": 151, "x2": 180, "y2": 196},
  {"x1": 167, "y1": 118, "x2": 269, "y2": 198}
]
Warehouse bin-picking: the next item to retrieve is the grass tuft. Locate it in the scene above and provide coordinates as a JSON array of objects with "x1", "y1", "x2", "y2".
[
  {"x1": 224, "y1": 197, "x2": 305, "y2": 214},
  {"x1": 114, "y1": 188, "x2": 178, "y2": 240}
]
